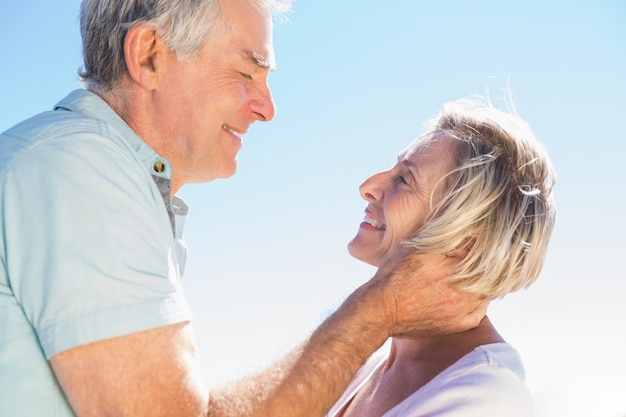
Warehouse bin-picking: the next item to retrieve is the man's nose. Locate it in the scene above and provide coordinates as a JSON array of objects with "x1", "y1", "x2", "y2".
[{"x1": 249, "y1": 82, "x2": 276, "y2": 122}]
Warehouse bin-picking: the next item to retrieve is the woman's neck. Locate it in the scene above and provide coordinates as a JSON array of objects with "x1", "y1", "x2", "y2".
[{"x1": 387, "y1": 316, "x2": 504, "y2": 368}]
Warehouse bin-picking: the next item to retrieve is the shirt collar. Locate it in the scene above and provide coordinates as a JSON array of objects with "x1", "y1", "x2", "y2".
[
  {"x1": 53, "y1": 89, "x2": 172, "y2": 180},
  {"x1": 53, "y1": 89, "x2": 188, "y2": 237}
]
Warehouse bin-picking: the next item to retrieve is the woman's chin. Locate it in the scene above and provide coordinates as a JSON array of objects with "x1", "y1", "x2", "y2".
[{"x1": 347, "y1": 244, "x2": 383, "y2": 267}]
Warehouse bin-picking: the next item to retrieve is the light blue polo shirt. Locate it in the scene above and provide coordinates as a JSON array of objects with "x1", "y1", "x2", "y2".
[{"x1": 0, "y1": 89, "x2": 193, "y2": 415}]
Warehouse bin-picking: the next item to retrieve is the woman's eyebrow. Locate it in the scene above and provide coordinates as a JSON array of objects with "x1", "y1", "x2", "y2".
[{"x1": 397, "y1": 156, "x2": 422, "y2": 181}]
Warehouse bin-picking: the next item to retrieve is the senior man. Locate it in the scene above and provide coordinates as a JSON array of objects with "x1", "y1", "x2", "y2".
[{"x1": 0, "y1": 0, "x2": 486, "y2": 416}]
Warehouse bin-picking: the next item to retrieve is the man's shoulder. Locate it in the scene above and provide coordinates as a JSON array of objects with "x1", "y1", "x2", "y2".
[
  {"x1": 3, "y1": 95, "x2": 110, "y2": 143},
  {"x1": 0, "y1": 94, "x2": 137, "y2": 181}
]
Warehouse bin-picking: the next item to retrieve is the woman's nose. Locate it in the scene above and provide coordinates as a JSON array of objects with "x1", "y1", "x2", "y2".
[{"x1": 359, "y1": 171, "x2": 386, "y2": 202}]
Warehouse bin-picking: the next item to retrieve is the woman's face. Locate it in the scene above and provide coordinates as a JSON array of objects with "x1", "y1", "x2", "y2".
[{"x1": 348, "y1": 135, "x2": 457, "y2": 267}]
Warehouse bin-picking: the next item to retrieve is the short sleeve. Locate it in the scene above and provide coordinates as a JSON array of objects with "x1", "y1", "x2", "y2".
[{"x1": 3, "y1": 125, "x2": 192, "y2": 358}]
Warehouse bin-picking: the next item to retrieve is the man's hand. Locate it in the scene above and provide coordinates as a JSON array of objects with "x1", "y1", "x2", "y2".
[{"x1": 350, "y1": 245, "x2": 488, "y2": 339}]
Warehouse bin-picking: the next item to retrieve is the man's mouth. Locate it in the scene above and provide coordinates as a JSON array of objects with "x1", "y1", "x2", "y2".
[
  {"x1": 364, "y1": 215, "x2": 386, "y2": 230},
  {"x1": 222, "y1": 124, "x2": 243, "y2": 139}
]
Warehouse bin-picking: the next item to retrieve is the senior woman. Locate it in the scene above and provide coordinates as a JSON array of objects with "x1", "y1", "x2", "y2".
[{"x1": 327, "y1": 97, "x2": 556, "y2": 417}]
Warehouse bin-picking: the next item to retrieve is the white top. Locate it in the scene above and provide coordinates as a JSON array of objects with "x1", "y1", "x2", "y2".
[{"x1": 327, "y1": 342, "x2": 535, "y2": 417}]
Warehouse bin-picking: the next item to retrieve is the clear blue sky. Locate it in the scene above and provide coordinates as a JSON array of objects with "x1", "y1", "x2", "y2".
[{"x1": 1, "y1": 1, "x2": 625, "y2": 416}]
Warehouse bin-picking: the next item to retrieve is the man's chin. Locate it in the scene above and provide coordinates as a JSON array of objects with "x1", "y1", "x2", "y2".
[{"x1": 216, "y1": 159, "x2": 239, "y2": 180}]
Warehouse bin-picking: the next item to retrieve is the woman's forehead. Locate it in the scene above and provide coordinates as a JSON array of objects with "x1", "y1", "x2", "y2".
[{"x1": 398, "y1": 131, "x2": 450, "y2": 160}]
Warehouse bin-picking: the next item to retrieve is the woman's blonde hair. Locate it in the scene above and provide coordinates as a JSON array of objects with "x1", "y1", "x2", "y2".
[{"x1": 404, "y1": 97, "x2": 557, "y2": 299}]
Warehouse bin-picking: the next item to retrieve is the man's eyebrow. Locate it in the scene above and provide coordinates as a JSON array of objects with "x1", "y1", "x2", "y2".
[
  {"x1": 397, "y1": 154, "x2": 413, "y2": 167},
  {"x1": 247, "y1": 50, "x2": 277, "y2": 71}
]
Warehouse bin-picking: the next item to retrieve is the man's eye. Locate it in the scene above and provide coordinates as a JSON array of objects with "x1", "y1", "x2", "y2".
[
  {"x1": 240, "y1": 72, "x2": 253, "y2": 80},
  {"x1": 395, "y1": 175, "x2": 408, "y2": 185}
]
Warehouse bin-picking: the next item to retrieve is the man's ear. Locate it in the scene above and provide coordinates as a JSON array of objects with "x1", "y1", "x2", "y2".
[{"x1": 124, "y1": 25, "x2": 167, "y2": 90}]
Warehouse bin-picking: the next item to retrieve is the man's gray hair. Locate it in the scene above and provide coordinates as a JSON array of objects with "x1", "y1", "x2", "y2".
[{"x1": 78, "y1": 0, "x2": 293, "y2": 92}]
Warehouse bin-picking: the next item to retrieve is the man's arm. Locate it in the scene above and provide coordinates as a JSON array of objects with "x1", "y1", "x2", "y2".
[
  {"x1": 50, "y1": 322, "x2": 210, "y2": 417},
  {"x1": 209, "y1": 250, "x2": 487, "y2": 417},
  {"x1": 51, "y1": 251, "x2": 486, "y2": 417},
  {"x1": 208, "y1": 294, "x2": 389, "y2": 417}
]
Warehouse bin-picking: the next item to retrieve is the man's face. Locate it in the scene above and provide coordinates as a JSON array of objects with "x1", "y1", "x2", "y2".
[{"x1": 154, "y1": 0, "x2": 277, "y2": 190}]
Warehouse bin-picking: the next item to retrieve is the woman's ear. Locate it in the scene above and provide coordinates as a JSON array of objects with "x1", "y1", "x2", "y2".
[{"x1": 123, "y1": 24, "x2": 167, "y2": 90}]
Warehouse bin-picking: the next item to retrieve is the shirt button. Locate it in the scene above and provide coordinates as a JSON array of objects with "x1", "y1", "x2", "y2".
[{"x1": 154, "y1": 161, "x2": 165, "y2": 173}]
